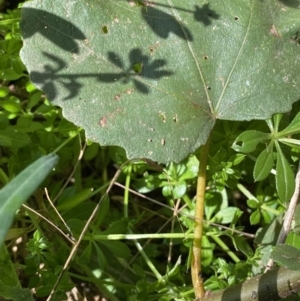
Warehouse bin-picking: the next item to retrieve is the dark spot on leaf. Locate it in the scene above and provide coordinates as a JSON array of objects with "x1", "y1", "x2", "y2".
[
  {"x1": 203, "y1": 55, "x2": 208, "y2": 60},
  {"x1": 234, "y1": 16, "x2": 239, "y2": 20},
  {"x1": 102, "y1": 25, "x2": 108, "y2": 34},
  {"x1": 148, "y1": 139, "x2": 152, "y2": 142},
  {"x1": 149, "y1": 41, "x2": 160, "y2": 55},
  {"x1": 173, "y1": 114, "x2": 178, "y2": 122},
  {"x1": 99, "y1": 116, "x2": 107, "y2": 127},
  {"x1": 207, "y1": 86, "x2": 211, "y2": 90}
]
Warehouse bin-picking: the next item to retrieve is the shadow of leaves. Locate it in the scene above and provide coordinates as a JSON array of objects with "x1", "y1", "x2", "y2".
[
  {"x1": 141, "y1": 5, "x2": 193, "y2": 41},
  {"x1": 194, "y1": 4, "x2": 220, "y2": 26},
  {"x1": 128, "y1": 1, "x2": 220, "y2": 40},
  {"x1": 21, "y1": 8, "x2": 86, "y2": 54},
  {"x1": 101, "y1": 48, "x2": 174, "y2": 93},
  {"x1": 30, "y1": 49, "x2": 174, "y2": 100}
]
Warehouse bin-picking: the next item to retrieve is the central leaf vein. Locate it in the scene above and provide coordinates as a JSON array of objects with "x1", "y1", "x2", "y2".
[
  {"x1": 215, "y1": 1, "x2": 254, "y2": 114},
  {"x1": 167, "y1": 0, "x2": 214, "y2": 116}
]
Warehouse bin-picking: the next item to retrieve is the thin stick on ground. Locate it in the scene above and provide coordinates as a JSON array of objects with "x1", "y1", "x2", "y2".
[
  {"x1": 22, "y1": 204, "x2": 75, "y2": 245},
  {"x1": 44, "y1": 187, "x2": 73, "y2": 236},
  {"x1": 52, "y1": 137, "x2": 86, "y2": 204}
]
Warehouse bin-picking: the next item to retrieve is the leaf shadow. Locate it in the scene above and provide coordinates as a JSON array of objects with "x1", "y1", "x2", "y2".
[
  {"x1": 194, "y1": 4, "x2": 220, "y2": 26},
  {"x1": 101, "y1": 48, "x2": 174, "y2": 94},
  {"x1": 21, "y1": 3, "x2": 218, "y2": 101},
  {"x1": 140, "y1": 5, "x2": 193, "y2": 41},
  {"x1": 30, "y1": 49, "x2": 174, "y2": 100},
  {"x1": 278, "y1": 0, "x2": 300, "y2": 8},
  {"x1": 130, "y1": 1, "x2": 220, "y2": 40},
  {"x1": 21, "y1": 8, "x2": 86, "y2": 54}
]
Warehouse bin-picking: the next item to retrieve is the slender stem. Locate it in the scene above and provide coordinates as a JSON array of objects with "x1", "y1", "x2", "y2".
[
  {"x1": 124, "y1": 163, "x2": 163, "y2": 281},
  {"x1": 210, "y1": 234, "x2": 240, "y2": 263},
  {"x1": 237, "y1": 183, "x2": 280, "y2": 215},
  {"x1": 183, "y1": 194, "x2": 194, "y2": 209},
  {"x1": 46, "y1": 169, "x2": 121, "y2": 301},
  {"x1": 52, "y1": 129, "x2": 81, "y2": 154},
  {"x1": 265, "y1": 161, "x2": 300, "y2": 272},
  {"x1": 192, "y1": 136, "x2": 211, "y2": 300},
  {"x1": 124, "y1": 164, "x2": 132, "y2": 218},
  {"x1": 88, "y1": 232, "x2": 194, "y2": 240}
]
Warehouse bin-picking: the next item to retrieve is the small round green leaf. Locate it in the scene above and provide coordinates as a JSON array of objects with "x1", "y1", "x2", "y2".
[
  {"x1": 250, "y1": 210, "x2": 261, "y2": 225},
  {"x1": 247, "y1": 199, "x2": 258, "y2": 209},
  {"x1": 0, "y1": 87, "x2": 10, "y2": 98}
]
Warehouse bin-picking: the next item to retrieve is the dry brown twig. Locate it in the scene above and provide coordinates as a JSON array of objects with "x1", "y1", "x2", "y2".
[
  {"x1": 265, "y1": 161, "x2": 300, "y2": 272},
  {"x1": 46, "y1": 168, "x2": 122, "y2": 301}
]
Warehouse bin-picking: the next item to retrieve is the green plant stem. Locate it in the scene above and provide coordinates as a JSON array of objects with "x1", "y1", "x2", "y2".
[
  {"x1": 237, "y1": 183, "x2": 280, "y2": 215},
  {"x1": 124, "y1": 164, "x2": 132, "y2": 218},
  {"x1": 192, "y1": 136, "x2": 211, "y2": 300},
  {"x1": 52, "y1": 129, "x2": 81, "y2": 154},
  {"x1": 123, "y1": 163, "x2": 163, "y2": 282},
  {"x1": 183, "y1": 194, "x2": 194, "y2": 209},
  {"x1": 210, "y1": 234, "x2": 240, "y2": 263},
  {"x1": 87, "y1": 233, "x2": 194, "y2": 240}
]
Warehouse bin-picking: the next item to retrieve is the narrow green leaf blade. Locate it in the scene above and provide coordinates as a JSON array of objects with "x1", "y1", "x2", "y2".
[
  {"x1": 93, "y1": 242, "x2": 107, "y2": 270},
  {"x1": 254, "y1": 147, "x2": 274, "y2": 181},
  {"x1": 275, "y1": 146, "x2": 295, "y2": 202},
  {"x1": 56, "y1": 188, "x2": 94, "y2": 211},
  {"x1": 0, "y1": 154, "x2": 59, "y2": 247},
  {"x1": 100, "y1": 240, "x2": 131, "y2": 258},
  {"x1": 271, "y1": 244, "x2": 300, "y2": 270},
  {"x1": 201, "y1": 235, "x2": 213, "y2": 267},
  {"x1": 231, "y1": 235, "x2": 253, "y2": 258},
  {"x1": 280, "y1": 111, "x2": 300, "y2": 135}
]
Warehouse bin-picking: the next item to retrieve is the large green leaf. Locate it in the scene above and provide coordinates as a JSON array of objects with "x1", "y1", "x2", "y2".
[
  {"x1": 0, "y1": 154, "x2": 58, "y2": 247},
  {"x1": 20, "y1": 1, "x2": 300, "y2": 163}
]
